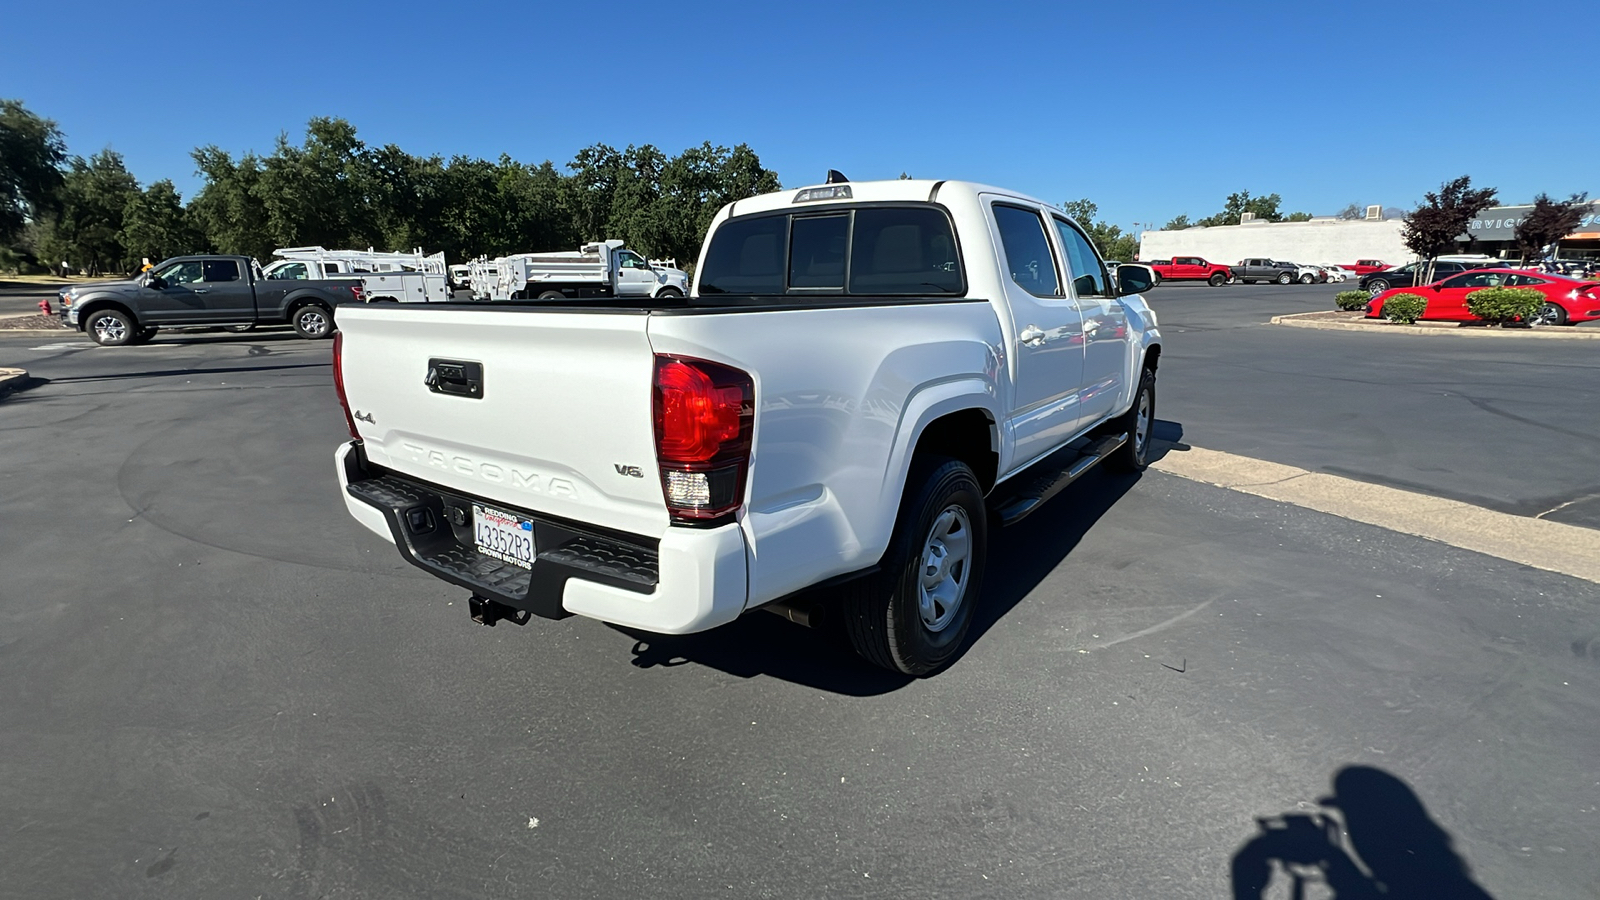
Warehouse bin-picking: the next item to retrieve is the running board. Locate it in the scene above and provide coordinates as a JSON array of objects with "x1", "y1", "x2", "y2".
[{"x1": 988, "y1": 432, "x2": 1127, "y2": 527}]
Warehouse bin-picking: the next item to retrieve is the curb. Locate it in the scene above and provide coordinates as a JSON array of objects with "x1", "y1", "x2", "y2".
[
  {"x1": 1271, "y1": 312, "x2": 1600, "y2": 340},
  {"x1": 0, "y1": 367, "x2": 30, "y2": 399}
]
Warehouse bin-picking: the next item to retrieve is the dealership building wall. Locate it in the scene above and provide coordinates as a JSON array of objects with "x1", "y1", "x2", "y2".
[{"x1": 1139, "y1": 219, "x2": 1414, "y2": 266}]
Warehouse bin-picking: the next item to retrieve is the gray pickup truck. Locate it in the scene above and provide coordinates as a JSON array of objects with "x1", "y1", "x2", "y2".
[
  {"x1": 1228, "y1": 258, "x2": 1300, "y2": 284},
  {"x1": 62, "y1": 254, "x2": 361, "y2": 346}
]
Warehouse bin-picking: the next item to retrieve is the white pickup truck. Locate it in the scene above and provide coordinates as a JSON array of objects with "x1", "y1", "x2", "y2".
[
  {"x1": 491, "y1": 240, "x2": 691, "y2": 301},
  {"x1": 332, "y1": 178, "x2": 1162, "y2": 674}
]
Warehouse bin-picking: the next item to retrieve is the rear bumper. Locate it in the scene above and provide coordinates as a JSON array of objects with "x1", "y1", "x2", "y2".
[{"x1": 335, "y1": 442, "x2": 747, "y2": 634}]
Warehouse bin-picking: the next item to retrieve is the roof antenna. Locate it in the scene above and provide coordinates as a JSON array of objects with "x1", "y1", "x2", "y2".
[{"x1": 825, "y1": 169, "x2": 849, "y2": 184}]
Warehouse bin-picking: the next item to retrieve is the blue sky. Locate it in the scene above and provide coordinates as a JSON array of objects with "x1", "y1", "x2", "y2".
[{"x1": 4, "y1": 0, "x2": 1592, "y2": 230}]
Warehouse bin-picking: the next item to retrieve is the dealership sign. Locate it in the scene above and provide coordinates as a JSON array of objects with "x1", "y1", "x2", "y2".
[{"x1": 1464, "y1": 203, "x2": 1600, "y2": 241}]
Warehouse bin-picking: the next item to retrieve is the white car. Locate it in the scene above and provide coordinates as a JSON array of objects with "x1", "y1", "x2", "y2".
[
  {"x1": 1318, "y1": 264, "x2": 1352, "y2": 283},
  {"x1": 332, "y1": 178, "x2": 1163, "y2": 674}
]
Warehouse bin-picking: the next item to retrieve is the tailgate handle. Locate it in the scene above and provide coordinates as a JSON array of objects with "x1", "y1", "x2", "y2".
[{"x1": 426, "y1": 358, "x2": 484, "y2": 399}]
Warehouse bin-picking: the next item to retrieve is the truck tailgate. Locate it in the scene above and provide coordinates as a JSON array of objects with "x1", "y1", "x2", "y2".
[{"x1": 336, "y1": 305, "x2": 669, "y2": 538}]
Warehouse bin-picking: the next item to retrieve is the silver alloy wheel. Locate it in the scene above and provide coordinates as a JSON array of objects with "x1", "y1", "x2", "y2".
[
  {"x1": 1367, "y1": 281, "x2": 1388, "y2": 294},
  {"x1": 296, "y1": 307, "x2": 329, "y2": 337},
  {"x1": 918, "y1": 505, "x2": 972, "y2": 633},
  {"x1": 92, "y1": 314, "x2": 128, "y2": 344},
  {"x1": 1134, "y1": 385, "x2": 1152, "y2": 456},
  {"x1": 1300, "y1": 273, "x2": 1314, "y2": 284},
  {"x1": 1278, "y1": 273, "x2": 1292, "y2": 284}
]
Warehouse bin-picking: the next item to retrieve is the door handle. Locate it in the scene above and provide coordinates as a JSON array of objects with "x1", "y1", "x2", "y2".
[
  {"x1": 1019, "y1": 324, "x2": 1046, "y2": 346},
  {"x1": 193, "y1": 288, "x2": 209, "y2": 294}
]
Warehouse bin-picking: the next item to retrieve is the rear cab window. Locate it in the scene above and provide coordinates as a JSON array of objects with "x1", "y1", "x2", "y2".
[{"x1": 698, "y1": 205, "x2": 965, "y2": 297}]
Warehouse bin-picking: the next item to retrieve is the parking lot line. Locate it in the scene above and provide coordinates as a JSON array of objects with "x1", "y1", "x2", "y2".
[{"x1": 1152, "y1": 445, "x2": 1600, "y2": 584}]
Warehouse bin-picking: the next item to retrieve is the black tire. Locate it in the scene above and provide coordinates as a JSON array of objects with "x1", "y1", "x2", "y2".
[
  {"x1": 1540, "y1": 302, "x2": 1569, "y2": 326},
  {"x1": 292, "y1": 304, "x2": 334, "y2": 340},
  {"x1": 1152, "y1": 273, "x2": 1163, "y2": 286},
  {"x1": 1104, "y1": 365, "x2": 1156, "y2": 473},
  {"x1": 86, "y1": 309, "x2": 135, "y2": 346},
  {"x1": 1277, "y1": 272, "x2": 1293, "y2": 285},
  {"x1": 1207, "y1": 272, "x2": 1226, "y2": 287},
  {"x1": 536, "y1": 290, "x2": 565, "y2": 300},
  {"x1": 128, "y1": 326, "x2": 159, "y2": 345},
  {"x1": 1366, "y1": 279, "x2": 1390, "y2": 294},
  {"x1": 1299, "y1": 273, "x2": 1314, "y2": 284},
  {"x1": 844, "y1": 458, "x2": 987, "y2": 675}
]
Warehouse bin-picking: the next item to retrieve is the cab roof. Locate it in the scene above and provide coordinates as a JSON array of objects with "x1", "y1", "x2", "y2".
[{"x1": 723, "y1": 179, "x2": 1059, "y2": 219}]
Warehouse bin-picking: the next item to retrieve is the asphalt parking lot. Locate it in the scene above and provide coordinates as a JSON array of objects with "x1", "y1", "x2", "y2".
[{"x1": 1, "y1": 283, "x2": 1596, "y2": 899}]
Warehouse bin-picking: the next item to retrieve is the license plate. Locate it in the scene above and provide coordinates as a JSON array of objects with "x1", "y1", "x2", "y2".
[{"x1": 473, "y1": 503, "x2": 535, "y2": 569}]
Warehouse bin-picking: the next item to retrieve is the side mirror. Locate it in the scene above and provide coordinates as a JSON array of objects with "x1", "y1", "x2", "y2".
[
  {"x1": 1117, "y1": 264, "x2": 1156, "y2": 295},
  {"x1": 145, "y1": 274, "x2": 166, "y2": 290}
]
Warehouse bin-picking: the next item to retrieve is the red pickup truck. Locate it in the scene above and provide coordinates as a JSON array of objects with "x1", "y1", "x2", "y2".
[{"x1": 1145, "y1": 256, "x2": 1232, "y2": 286}]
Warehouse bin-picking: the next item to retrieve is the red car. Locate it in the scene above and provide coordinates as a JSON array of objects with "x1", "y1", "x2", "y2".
[
  {"x1": 1348, "y1": 259, "x2": 1392, "y2": 275},
  {"x1": 1365, "y1": 269, "x2": 1600, "y2": 326}
]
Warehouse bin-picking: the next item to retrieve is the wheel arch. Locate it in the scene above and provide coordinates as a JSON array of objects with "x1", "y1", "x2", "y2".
[{"x1": 75, "y1": 297, "x2": 138, "y2": 330}]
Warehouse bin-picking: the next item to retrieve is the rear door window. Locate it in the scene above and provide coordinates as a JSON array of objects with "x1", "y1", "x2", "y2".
[
  {"x1": 202, "y1": 259, "x2": 241, "y2": 282},
  {"x1": 993, "y1": 205, "x2": 1060, "y2": 297},
  {"x1": 699, "y1": 215, "x2": 787, "y2": 294}
]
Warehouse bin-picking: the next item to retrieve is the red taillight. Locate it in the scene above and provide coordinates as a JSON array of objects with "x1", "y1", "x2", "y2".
[
  {"x1": 653, "y1": 355, "x2": 753, "y2": 523},
  {"x1": 350, "y1": 284, "x2": 364, "y2": 302},
  {"x1": 332, "y1": 332, "x2": 361, "y2": 441}
]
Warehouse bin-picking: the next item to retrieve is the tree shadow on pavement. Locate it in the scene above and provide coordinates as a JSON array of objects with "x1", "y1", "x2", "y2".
[
  {"x1": 1231, "y1": 765, "x2": 1497, "y2": 899},
  {"x1": 611, "y1": 419, "x2": 1186, "y2": 695}
]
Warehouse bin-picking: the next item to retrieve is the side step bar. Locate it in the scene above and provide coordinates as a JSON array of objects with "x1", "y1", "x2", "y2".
[{"x1": 988, "y1": 432, "x2": 1127, "y2": 527}]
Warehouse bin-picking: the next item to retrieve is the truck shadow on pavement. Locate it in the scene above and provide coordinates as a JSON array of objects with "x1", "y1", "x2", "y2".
[
  {"x1": 616, "y1": 420, "x2": 1187, "y2": 695},
  {"x1": 1231, "y1": 765, "x2": 1497, "y2": 899}
]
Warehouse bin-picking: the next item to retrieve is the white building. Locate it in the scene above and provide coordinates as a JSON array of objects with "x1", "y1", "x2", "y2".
[{"x1": 1139, "y1": 216, "x2": 1413, "y2": 267}]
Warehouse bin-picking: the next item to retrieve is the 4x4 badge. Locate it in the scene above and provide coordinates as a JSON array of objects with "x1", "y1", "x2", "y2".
[{"x1": 354, "y1": 410, "x2": 376, "y2": 424}]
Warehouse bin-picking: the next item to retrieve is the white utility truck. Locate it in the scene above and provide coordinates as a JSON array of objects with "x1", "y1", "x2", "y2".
[
  {"x1": 264, "y1": 246, "x2": 451, "y2": 303},
  {"x1": 331, "y1": 177, "x2": 1162, "y2": 675},
  {"x1": 490, "y1": 240, "x2": 691, "y2": 301},
  {"x1": 466, "y1": 258, "x2": 499, "y2": 301}
]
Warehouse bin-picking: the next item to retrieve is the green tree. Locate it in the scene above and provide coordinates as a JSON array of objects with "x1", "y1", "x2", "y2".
[
  {"x1": 1286, "y1": 211, "x2": 1313, "y2": 222},
  {"x1": 0, "y1": 99, "x2": 66, "y2": 248},
  {"x1": 121, "y1": 179, "x2": 199, "y2": 264},
  {"x1": 1513, "y1": 193, "x2": 1590, "y2": 263},
  {"x1": 1336, "y1": 203, "x2": 1364, "y2": 220},
  {"x1": 1162, "y1": 214, "x2": 1191, "y2": 231},
  {"x1": 1062, "y1": 198, "x2": 1138, "y2": 261},
  {"x1": 1400, "y1": 175, "x2": 1497, "y2": 260},
  {"x1": 188, "y1": 146, "x2": 274, "y2": 259},
  {"x1": 42, "y1": 149, "x2": 141, "y2": 274},
  {"x1": 1195, "y1": 190, "x2": 1288, "y2": 227}
]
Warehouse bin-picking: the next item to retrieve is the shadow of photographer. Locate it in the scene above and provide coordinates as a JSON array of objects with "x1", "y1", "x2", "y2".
[{"x1": 1232, "y1": 765, "x2": 1496, "y2": 899}]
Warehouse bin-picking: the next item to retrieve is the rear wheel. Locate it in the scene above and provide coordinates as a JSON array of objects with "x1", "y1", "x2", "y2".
[
  {"x1": 1540, "y1": 302, "x2": 1569, "y2": 326},
  {"x1": 1207, "y1": 272, "x2": 1226, "y2": 287},
  {"x1": 1277, "y1": 272, "x2": 1293, "y2": 285},
  {"x1": 86, "y1": 309, "x2": 135, "y2": 346},
  {"x1": 844, "y1": 458, "x2": 987, "y2": 675},
  {"x1": 1366, "y1": 279, "x2": 1390, "y2": 294},
  {"x1": 292, "y1": 304, "x2": 333, "y2": 340}
]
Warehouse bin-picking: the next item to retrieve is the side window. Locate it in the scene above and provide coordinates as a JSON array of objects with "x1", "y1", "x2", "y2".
[
  {"x1": 619, "y1": 251, "x2": 647, "y2": 269},
  {"x1": 1506, "y1": 274, "x2": 1546, "y2": 287},
  {"x1": 202, "y1": 259, "x2": 241, "y2": 282},
  {"x1": 993, "y1": 205, "x2": 1060, "y2": 297},
  {"x1": 698, "y1": 215, "x2": 786, "y2": 294},
  {"x1": 789, "y1": 214, "x2": 848, "y2": 289},
  {"x1": 849, "y1": 207, "x2": 962, "y2": 294},
  {"x1": 325, "y1": 262, "x2": 343, "y2": 273},
  {"x1": 1052, "y1": 218, "x2": 1110, "y2": 298},
  {"x1": 1439, "y1": 274, "x2": 1472, "y2": 289},
  {"x1": 156, "y1": 260, "x2": 203, "y2": 284}
]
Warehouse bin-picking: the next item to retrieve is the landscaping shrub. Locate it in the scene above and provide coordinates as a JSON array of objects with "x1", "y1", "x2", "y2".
[
  {"x1": 1335, "y1": 290, "x2": 1372, "y2": 311},
  {"x1": 1381, "y1": 293, "x2": 1427, "y2": 324},
  {"x1": 1465, "y1": 287, "x2": 1545, "y2": 326}
]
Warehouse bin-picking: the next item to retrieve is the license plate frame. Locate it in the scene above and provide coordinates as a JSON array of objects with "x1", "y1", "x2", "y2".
[{"x1": 472, "y1": 503, "x2": 536, "y2": 569}]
